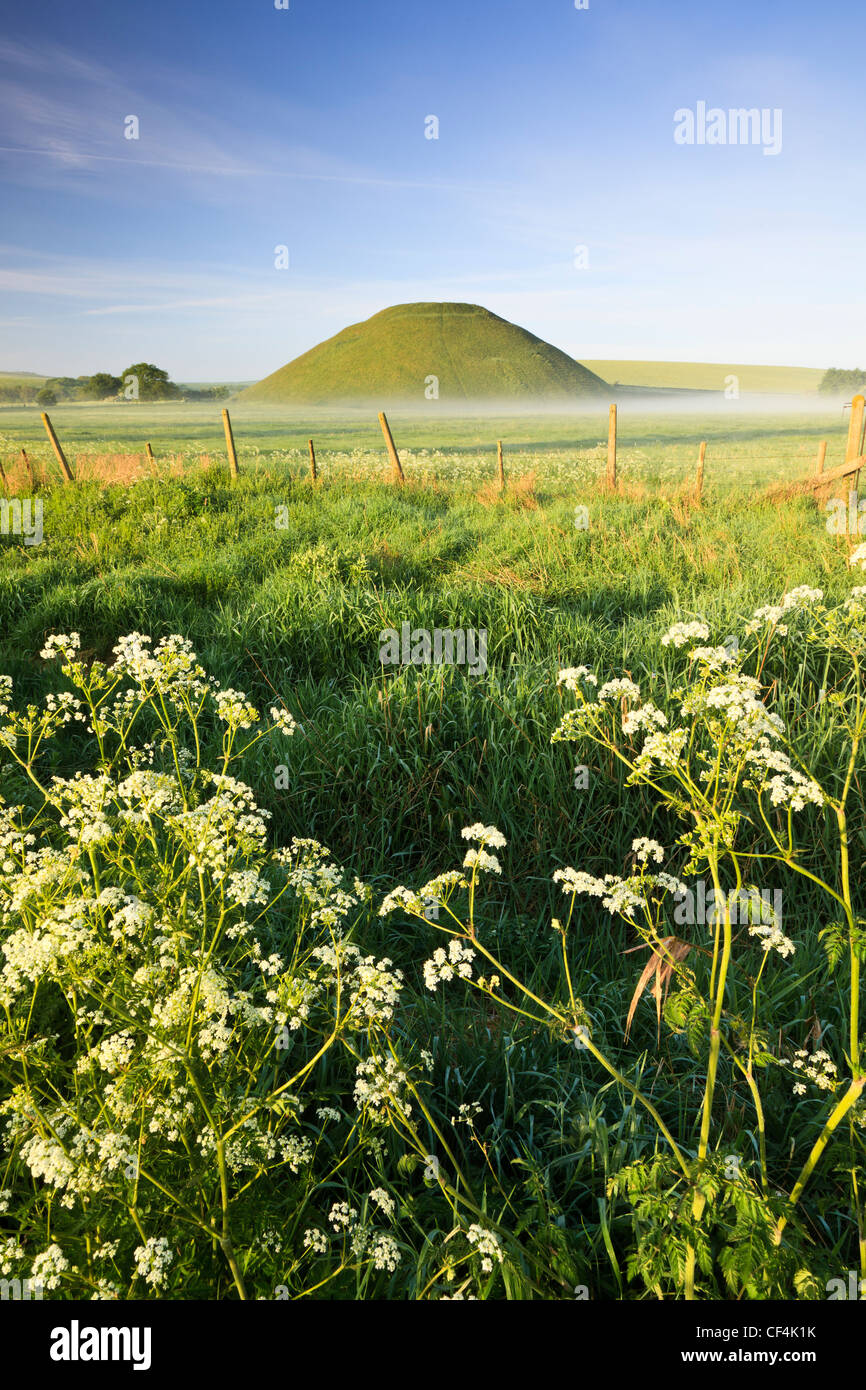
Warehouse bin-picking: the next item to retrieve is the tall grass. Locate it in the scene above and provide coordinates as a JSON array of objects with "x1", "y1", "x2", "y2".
[{"x1": 0, "y1": 460, "x2": 861, "y2": 1298}]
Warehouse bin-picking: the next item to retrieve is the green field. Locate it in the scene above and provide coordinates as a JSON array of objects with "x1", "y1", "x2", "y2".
[
  {"x1": 0, "y1": 399, "x2": 851, "y2": 493},
  {"x1": 583, "y1": 360, "x2": 826, "y2": 394},
  {"x1": 0, "y1": 370, "x2": 48, "y2": 389},
  {"x1": 0, "y1": 398, "x2": 863, "y2": 1300}
]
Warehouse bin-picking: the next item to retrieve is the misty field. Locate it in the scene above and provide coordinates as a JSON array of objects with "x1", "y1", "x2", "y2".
[
  {"x1": 0, "y1": 398, "x2": 853, "y2": 493},
  {"x1": 0, "y1": 405, "x2": 863, "y2": 1300}
]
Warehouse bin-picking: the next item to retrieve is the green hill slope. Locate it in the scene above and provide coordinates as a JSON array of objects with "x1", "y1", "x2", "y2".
[
  {"x1": 240, "y1": 302, "x2": 608, "y2": 404},
  {"x1": 582, "y1": 360, "x2": 824, "y2": 394}
]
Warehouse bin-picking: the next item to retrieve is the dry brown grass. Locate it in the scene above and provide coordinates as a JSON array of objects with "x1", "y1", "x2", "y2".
[
  {"x1": 510, "y1": 469, "x2": 539, "y2": 508},
  {"x1": 476, "y1": 468, "x2": 539, "y2": 509},
  {"x1": 6, "y1": 451, "x2": 211, "y2": 486},
  {"x1": 611, "y1": 478, "x2": 649, "y2": 504},
  {"x1": 0, "y1": 454, "x2": 50, "y2": 492},
  {"x1": 625, "y1": 937, "x2": 693, "y2": 1042},
  {"x1": 475, "y1": 478, "x2": 504, "y2": 507},
  {"x1": 764, "y1": 478, "x2": 814, "y2": 504},
  {"x1": 73, "y1": 453, "x2": 150, "y2": 485}
]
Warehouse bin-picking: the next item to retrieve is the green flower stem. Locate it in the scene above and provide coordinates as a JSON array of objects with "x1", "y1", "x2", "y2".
[
  {"x1": 773, "y1": 1075, "x2": 866, "y2": 1245},
  {"x1": 685, "y1": 861, "x2": 735, "y2": 1300},
  {"x1": 837, "y1": 805, "x2": 861, "y2": 1074},
  {"x1": 718, "y1": 1032, "x2": 769, "y2": 1198}
]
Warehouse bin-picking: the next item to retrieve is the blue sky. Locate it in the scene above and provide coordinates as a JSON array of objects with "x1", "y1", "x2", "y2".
[{"x1": 0, "y1": 0, "x2": 863, "y2": 379}]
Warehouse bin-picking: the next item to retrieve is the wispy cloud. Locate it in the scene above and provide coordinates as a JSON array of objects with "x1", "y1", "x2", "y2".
[{"x1": 0, "y1": 39, "x2": 503, "y2": 199}]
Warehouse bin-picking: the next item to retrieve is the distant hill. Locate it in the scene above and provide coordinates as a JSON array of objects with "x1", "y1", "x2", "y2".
[
  {"x1": 240, "y1": 303, "x2": 608, "y2": 404},
  {"x1": 582, "y1": 361, "x2": 824, "y2": 395}
]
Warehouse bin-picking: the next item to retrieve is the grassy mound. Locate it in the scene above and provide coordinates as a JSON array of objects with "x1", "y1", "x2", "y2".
[{"x1": 240, "y1": 302, "x2": 608, "y2": 404}]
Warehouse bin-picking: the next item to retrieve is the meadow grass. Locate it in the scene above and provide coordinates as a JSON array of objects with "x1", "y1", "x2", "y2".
[{"x1": 0, "y1": 430, "x2": 862, "y2": 1299}]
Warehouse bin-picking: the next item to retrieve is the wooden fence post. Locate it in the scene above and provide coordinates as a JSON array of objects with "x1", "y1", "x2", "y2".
[
  {"x1": 145, "y1": 443, "x2": 157, "y2": 473},
  {"x1": 815, "y1": 440, "x2": 827, "y2": 477},
  {"x1": 308, "y1": 439, "x2": 318, "y2": 484},
  {"x1": 0, "y1": 455, "x2": 7, "y2": 491},
  {"x1": 607, "y1": 404, "x2": 617, "y2": 489},
  {"x1": 222, "y1": 409, "x2": 240, "y2": 478},
  {"x1": 20, "y1": 449, "x2": 35, "y2": 490},
  {"x1": 378, "y1": 411, "x2": 405, "y2": 483},
  {"x1": 41, "y1": 412, "x2": 74, "y2": 483},
  {"x1": 846, "y1": 396, "x2": 865, "y2": 464},
  {"x1": 696, "y1": 441, "x2": 707, "y2": 500},
  {"x1": 497, "y1": 440, "x2": 505, "y2": 492}
]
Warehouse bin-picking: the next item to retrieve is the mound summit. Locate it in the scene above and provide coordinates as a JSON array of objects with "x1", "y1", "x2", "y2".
[{"x1": 240, "y1": 302, "x2": 607, "y2": 404}]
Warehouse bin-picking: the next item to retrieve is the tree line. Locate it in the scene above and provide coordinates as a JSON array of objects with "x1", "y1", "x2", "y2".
[
  {"x1": 818, "y1": 367, "x2": 866, "y2": 396},
  {"x1": 0, "y1": 364, "x2": 229, "y2": 406}
]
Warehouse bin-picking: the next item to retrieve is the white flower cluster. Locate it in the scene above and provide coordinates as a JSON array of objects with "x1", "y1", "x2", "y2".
[
  {"x1": 747, "y1": 917, "x2": 796, "y2": 959},
  {"x1": 269, "y1": 705, "x2": 298, "y2": 736},
  {"x1": 42, "y1": 691, "x2": 86, "y2": 724},
  {"x1": 323, "y1": 1202, "x2": 401, "y2": 1271},
  {"x1": 557, "y1": 666, "x2": 598, "y2": 690},
  {"x1": 632, "y1": 837, "x2": 664, "y2": 864},
  {"x1": 661, "y1": 621, "x2": 710, "y2": 648},
  {"x1": 418, "y1": 870, "x2": 469, "y2": 905},
  {"x1": 52, "y1": 771, "x2": 115, "y2": 846},
  {"x1": 319, "y1": 942, "x2": 404, "y2": 1025},
  {"x1": 276, "y1": 838, "x2": 364, "y2": 929},
  {"x1": 791, "y1": 1049, "x2": 838, "y2": 1095},
  {"x1": 89, "y1": 1031, "x2": 136, "y2": 1075},
  {"x1": 632, "y1": 727, "x2": 689, "y2": 773},
  {"x1": 462, "y1": 847, "x2": 502, "y2": 875},
  {"x1": 745, "y1": 587, "x2": 824, "y2": 636},
  {"x1": 369, "y1": 1233, "x2": 401, "y2": 1272},
  {"x1": 133, "y1": 1237, "x2": 173, "y2": 1288},
  {"x1": 622, "y1": 702, "x2": 667, "y2": 736},
  {"x1": 14, "y1": 1113, "x2": 140, "y2": 1204},
  {"x1": 681, "y1": 674, "x2": 784, "y2": 744},
  {"x1": 214, "y1": 688, "x2": 259, "y2": 729},
  {"x1": 116, "y1": 771, "x2": 181, "y2": 824},
  {"x1": 378, "y1": 885, "x2": 424, "y2": 917},
  {"x1": 197, "y1": 1115, "x2": 312, "y2": 1175},
  {"x1": 552, "y1": 868, "x2": 644, "y2": 919},
  {"x1": 369, "y1": 1187, "x2": 396, "y2": 1218},
  {"x1": 597, "y1": 678, "x2": 642, "y2": 702},
  {"x1": 226, "y1": 869, "x2": 271, "y2": 907},
  {"x1": 743, "y1": 741, "x2": 824, "y2": 812},
  {"x1": 465, "y1": 1224, "x2": 504, "y2": 1274},
  {"x1": 40, "y1": 633, "x2": 81, "y2": 663},
  {"x1": 1, "y1": 899, "x2": 98, "y2": 1005},
  {"x1": 461, "y1": 823, "x2": 507, "y2": 848},
  {"x1": 353, "y1": 1054, "x2": 413, "y2": 1123},
  {"x1": 781, "y1": 586, "x2": 824, "y2": 610},
  {"x1": 328, "y1": 1201, "x2": 357, "y2": 1231},
  {"x1": 0, "y1": 1235, "x2": 22, "y2": 1275},
  {"x1": 303, "y1": 1228, "x2": 329, "y2": 1254},
  {"x1": 112, "y1": 633, "x2": 211, "y2": 704},
  {"x1": 689, "y1": 646, "x2": 739, "y2": 672},
  {"x1": 172, "y1": 774, "x2": 271, "y2": 880},
  {"x1": 304, "y1": 938, "x2": 404, "y2": 1027},
  {"x1": 745, "y1": 605, "x2": 788, "y2": 637},
  {"x1": 30, "y1": 1243, "x2": 69, "y2": 1290},
  {"x1": 423, "y1": 938, "x2": 476, "y2": 992}
]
